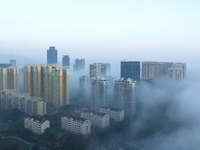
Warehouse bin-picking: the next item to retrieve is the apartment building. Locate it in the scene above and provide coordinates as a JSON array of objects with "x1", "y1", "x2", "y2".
[
  {"x1": 0, "y1": 67, "x2": 19, "y2": 92},
  {"x1": 81, "y1": 110, "x2": 109, "y2": 128},
  {"x1": 24, "y1": 115, "x2": 50, "y2": 134},
  {"x1": 99, "y1": 107, "x2": 124, "y2": 122},
  {"x1": 61, "y1": 116, "x2": 91, "y2": 136},
  {"x1": 23, "y1": 65, "x2": 70, "y2": 107},
  {"x1": 0, "y1": 89, "x2": 46, "y2": 115}
]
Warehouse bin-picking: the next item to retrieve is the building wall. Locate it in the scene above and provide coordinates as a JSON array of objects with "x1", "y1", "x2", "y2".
[{"x1": 99, "y1": 107, "x2": 124, "y2": 121}]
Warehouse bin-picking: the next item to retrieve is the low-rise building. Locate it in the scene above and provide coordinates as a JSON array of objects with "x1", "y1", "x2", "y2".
[
  {"x1": 99, "y1": 107, "x2": 124, "y2": 121},
  {"x1": 24, "y1": 116, "x2": 50, "y2": 134},
  {"x1": 81, "y1": 110, "x2": 109, "y2": 128},
  {"x1": 61, "y1": 116, "x2": 91, "y2": 136}
]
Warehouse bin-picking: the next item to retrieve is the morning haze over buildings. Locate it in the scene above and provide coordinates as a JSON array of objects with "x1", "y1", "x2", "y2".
[{"x1": 0, "y1": 0, "x2": 200, "y2": 150}]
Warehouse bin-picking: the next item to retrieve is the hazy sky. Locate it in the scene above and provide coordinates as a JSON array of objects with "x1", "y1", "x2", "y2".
[{"x1": 0, "y1": 0, "x2": 200, "y2": 63}]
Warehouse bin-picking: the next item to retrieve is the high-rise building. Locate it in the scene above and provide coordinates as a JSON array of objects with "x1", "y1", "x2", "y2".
[
  {"x1": 91, "y1": 77, "x2": 108, "y2": 110},
  {"x1": 73, "y1": 58, "x2": 85, "y2": 71},
  {"x1": 168, "y1": 63, "x2": 186, "y2": 80},
  {"x1": 121, "y1": 61, "x2": 140, "y2": 81},
  {"x1": 47, "y1": 46, "x2": 57, "y2": 65},
  {"x1": 62, "y1": 55, "x2": 70, "y2": 68},
  {"x1": 89, "y1": 63, "x2": 106, "y2": 79},
  {"x1": 23, "y1": 65, "x2": 70, "y2": 107},
  {"x1": 114, "y1": 78, "x2": 136, "y2": 116},
  {"x1": 10, "y1": 59, "x2": 16, "y2": 67},
  {"x1": 0, "y1": 67, "x2": 19, "y2": 92}
]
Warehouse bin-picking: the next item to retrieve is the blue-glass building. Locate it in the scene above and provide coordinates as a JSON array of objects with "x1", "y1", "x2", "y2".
[
  {"x1": 47, "y1": 46, "x2": 57, "y2": 65},
  {"x1": 62, "y1": 55, "x2": 70, "y2": 68},
  {"x1": 121, "y1": 61, "x2": 140, "y2": 81}
]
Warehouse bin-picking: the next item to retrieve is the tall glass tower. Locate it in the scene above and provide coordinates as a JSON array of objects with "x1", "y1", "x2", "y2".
[
  {"x1": 62, "y1": 55, "x2": 70, "y2": 68},
  {"x1": 47, "y1": 46, "x2": 57, "y2": 65},
  {"x1": 121, "y1": 61, "x2": 140, "y2": 81}
]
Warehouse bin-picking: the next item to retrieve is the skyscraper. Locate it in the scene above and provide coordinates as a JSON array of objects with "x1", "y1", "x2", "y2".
[
  {"x1": 62, "y1": 55, "x2": 70, "y2": 68},
  {"x1": 121, "y1": 61, "x2": 140, "y2": 81},
  {"x1": 47, "y1": 46, "x2": 57, "y2": 65},
  {"x1": 73, "y1": 58, "x2": 85, "y2": 71},
  {"x1": 89, "y1": 63, "x2": 106, "y2": 79},
  {"x1": 91, "y1": 77, "x2": 108, "y2": 111},
  {"x1": 114, "y1": 78, "x2": 136, "y2": 116}
]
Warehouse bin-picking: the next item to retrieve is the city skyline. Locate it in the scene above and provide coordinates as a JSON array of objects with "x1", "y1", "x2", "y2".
[{"x1": 0, "y1": 1, "x2": 200, "y2": 63}]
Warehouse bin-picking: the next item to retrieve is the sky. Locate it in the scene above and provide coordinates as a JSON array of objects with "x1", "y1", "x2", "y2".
[{"x1": 0, "y1": 0, "x2": 200, "y2": 64}]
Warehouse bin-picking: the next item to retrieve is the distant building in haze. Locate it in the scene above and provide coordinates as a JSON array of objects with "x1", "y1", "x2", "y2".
[
  {"x1": 121, "y1": 61, "x2": 140, "y2": 81},
  {"x1": 79, "y1": 76, "x2": 90, "y2": 102},
  {"x1": 91, "y1": 77, "x2": 108, "y2": 111},
  {"x1": 73, "y1": 58, "x2": 85, "y2": 71},
  {"x1": 142, "y1": 61, "x2": 174, "y2": 80},
  {"x1": 10, "y1": 59, "x2": 16, "y2": 67},
  {"x1": 114, "y1": 78, "x2": 136, "y2": 116},
  {"x1": 168, "y1": 63, "x2": 186, "y2": 80},
  {"x1": 89, "y1": 63, "x2": 106, "y2": 79},
  {"x1": 47, "y1": 46, "x2": 57, "y2": 65},
  {"x1": 0, "y1": 63, "x2": 12, "y2": 68},
  {"x1": 62, "y1": 55, "x2": 70, "y2": 68}
]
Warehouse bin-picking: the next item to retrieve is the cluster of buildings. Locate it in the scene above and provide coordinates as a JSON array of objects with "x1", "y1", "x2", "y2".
[
  {"x1": 0, "y1": 89, "x2": 46, "y2": 115},
  {"x1": 24, "y1": 106, "x2": 124, "y2": 136},
  {"x1": 0, "y1": 46, "x2": 187, "y2": 136}
]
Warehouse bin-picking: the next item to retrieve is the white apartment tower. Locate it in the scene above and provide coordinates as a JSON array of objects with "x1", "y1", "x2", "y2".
[
  {"x1": 168, "y1": 63, "x2": 186, "y2": 80},
  {"x1": 114, "y1": 78, "x2": 136, "y2": 116},
  {"x1": 91, "y1": 77, "x2": 108, "y2": 111},
  {"x1": 89, "y1": 63, "x2": 106, "y2": 79}
]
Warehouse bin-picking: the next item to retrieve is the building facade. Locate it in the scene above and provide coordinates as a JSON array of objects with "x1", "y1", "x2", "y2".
[
  {"x1": 61, "y1": 116, "x2": 91, "y2": 136},
  {"x1": 81, "y1": 110, "x2": 109, "y2": 128},
  {"x1": 24, "y1": 116, "x2": 50, "y2": 134},
  {"x1": 0, "y1": 89, "x2": 46, "y2": 115},
  {"x1": 91, "y1": 77, "x2": 108, "y2": 111},
  {"x1": 114, "y1": 78, "x2": 136, "y2": 116},
  {"x1": 47, "y1": 46, "x2": 57, "y2": 65},
  {"x1": 121, "y1": 61, "x2": 140, "y2": 81},
  {"x1": 99, "y1": 107, "x2": 124, "y2": 122},
  {"x1": 0, "y1": 67, "x2": 19, "y2": 92}
]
